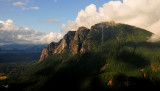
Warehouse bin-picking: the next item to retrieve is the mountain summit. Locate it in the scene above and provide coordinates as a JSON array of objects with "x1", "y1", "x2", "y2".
[{"x1": 39, "y1": 22, "x2": 152, "y2": 62}]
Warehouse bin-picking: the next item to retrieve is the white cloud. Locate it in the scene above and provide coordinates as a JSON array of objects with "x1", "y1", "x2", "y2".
[
  {"x1": 12, "y1": 0, "x2": 39, "y2": 10},
  {"x1": 30, "y1": 7, "x2": 39, "y2": 10},
  {"x1": 0, "y1": 19, "x2": 63, "y2": 44},
  {"x1": 40, "y1": 19, "x2": 59, "y2": 23},
  {"x1": 39, "y1": 32, "x2": 63, "y2": 44},
  {"x1": 22, "y1": 6, "x2": 40, "y2": 10},
  {"x1": 61, "y1": 24, "x2": 68, "y2": 33},
  {"x1": 13, "y1": 1, "x2": 26, "y2": 6},
  {"x1": 148, "y1": 34, "x2": 160, "y2": 42},
  {"x1": 62, "y1": 0, "x2": 160, "y2": 36},
  {"x1": 0, "y1": 19, "x2": 19, "y2": 31}
]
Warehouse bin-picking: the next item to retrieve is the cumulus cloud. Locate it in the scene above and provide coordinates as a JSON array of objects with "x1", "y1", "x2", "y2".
[
  {"x1": 12, "y1": 0, "x2": 39, "y2": 10},
  {"x1": 62, "y1": 0, "x2": 160, "y2": 41},
  {"x1": 39, "y1": 32, "x2": 63, "y2": 44},
  {"x1": 40, "y1": 19, "x2": 59, "y2": 23},
  {"x1": 0, "y1": 19, "x2": 63, "y2": 44},
  {"x1": 13, "y1": 2, "x2": 26, "y2": 6}
]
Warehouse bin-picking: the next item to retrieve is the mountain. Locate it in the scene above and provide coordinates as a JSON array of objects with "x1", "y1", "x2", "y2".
[
  {"x1": 39, "y1": 22, "x2": 152, "y2": 62},
  {"x1": 0, "y1": 44, "x2": 47, "y2": 52},
  {"x1": 0, "y1": 44, "x2": 47, "y2": 63},
  {"x1": 8, "y1": 22, "x2": 160, "y2": 91},
  {"x1": 39, "y1": 27, "x2": 90, "y2": 62}
]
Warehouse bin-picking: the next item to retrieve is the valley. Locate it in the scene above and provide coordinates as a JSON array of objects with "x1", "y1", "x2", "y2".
[{"x1": 0, "y1": 44, "x2": 46, "y2": 90}]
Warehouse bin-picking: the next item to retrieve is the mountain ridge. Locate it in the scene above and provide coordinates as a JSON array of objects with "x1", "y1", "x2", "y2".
[
  {"x1": 39, "y1": 21, "x2": 152, "y2": 62},
  {"x1": 0, "y1": 44, "x2": 47, "y2": 53}
]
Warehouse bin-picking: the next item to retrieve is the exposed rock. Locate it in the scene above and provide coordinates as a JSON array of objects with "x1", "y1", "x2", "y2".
[
  {"x1": 38, "y1": 42, "x2": 59, "y2": 62},
  {"x1": 143, "y1": 73, "x2": 146, "y2": 78},
  {"x1": 140, "y1": 69, "x2": 144, "y2": 72},
  {"x1": 39, "y1": 21, "x2": 152, "y2": 63},
  {"x1": 80, "y1": 22, "x2": 112, "y2": 53},
  {"x1": 38, "y1": 22, "x2": 115, "y2": 62},
  {"x1": 139, "y1": 69, "x2": 147, "y2": 78},
  {"x1": 39, "y1": 27, "x2": 90, "y2": 62},
  {"x1": 70, "y1": 27, "x2": 90, "y2": 54},
  {"x1": 107, "y1": 80, "x2": 112, "y2": 86},
  {"x1": 80, "y1": 41, "x2": 90, "y2": 53},
  {"x1": 38, "y1": 48, "x2": 48, "y2": 63},
  {"x1": 54, "y1": 31, "x2": 76, "y2": 54},
  {"x1": 151, "y1": 64, "x2": 160, "y2": 72},
  {"x1": 100, "y1": 64, "x2": 109, "y2": 72},
  {"x1": 0, "y1": 76, "x2": 7, "y2": 80}
]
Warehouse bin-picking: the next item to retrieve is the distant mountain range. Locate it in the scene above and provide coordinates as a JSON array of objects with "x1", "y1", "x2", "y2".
[{"x1": 0, "y1": 44, "x2": 47, "y2": 52}]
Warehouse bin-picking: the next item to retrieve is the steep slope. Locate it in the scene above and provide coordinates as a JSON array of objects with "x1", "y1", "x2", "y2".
[
  {"x1": 70, "y1": 27, "x2": 90, "y2": 54},
  {"x1": 39, "y1": 22, "x2": 152, "y2": 62},
  {"x1": 54, "y1": 31, "x2": 76, "y2": 54},
  {"x1": 81, "y1": 22, "x2": 152, "y2": 52},
  {"x1": 39, "y1": 42, "x2": 59, "y2": 62},
  {"x1": 39, "y1": 31, "x2": 76, "y2": 62},
  {"x1": 39, "y1": 27, "x2": 89, "y2": 62}
]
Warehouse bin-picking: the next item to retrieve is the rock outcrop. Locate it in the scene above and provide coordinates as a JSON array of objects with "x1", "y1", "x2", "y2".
[
  {"x1": 54, "y1": 31, "x2": 76, "y2": 54},
  {"x1": 38, "y1": 27, "x2": 90, "y2": 62},
  {"x1": 39, "y1": 21, "x2": 152, "y2": 63},
  {"x1": 38, "y1": 42, "x2": 59, "y2": 62},
  {"x1": 38, "y1": 22, "x2": 116, "y2": 62},
  {"x1": 70, "y1": 27, "x2": 90, "y2": 54}
]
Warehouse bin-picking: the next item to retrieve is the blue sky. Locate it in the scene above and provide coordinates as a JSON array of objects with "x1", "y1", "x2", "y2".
[
  {"x1": 0, "y1": 0, "x2": 159, "y2": 44},
  {"x1": 0, "y1": 0, "x2": 114, "y2": 33}
]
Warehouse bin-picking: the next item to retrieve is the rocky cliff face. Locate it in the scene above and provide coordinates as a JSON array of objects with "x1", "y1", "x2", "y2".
[
  {"x1": 70, "y1": 27, "x2": 90, "y2": 54},
  {"x1": 54, "y1": 31, "x2": 76, "y2": 54},
  {"x1": 38, "y1": 27, "x2": 90, "y2": 62},
  {"x1": 38, "y1": 22, "x2": 115, "y2": 62},
  {"x1": 80, "y1": 22, "x2": 116, "y2": 53},
  {"x1": 39, "y1": 21, "x2": 152, "y2": 62},
  {"x1": 38, "y1": 42, "x2": 59, "y2": 62}
]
